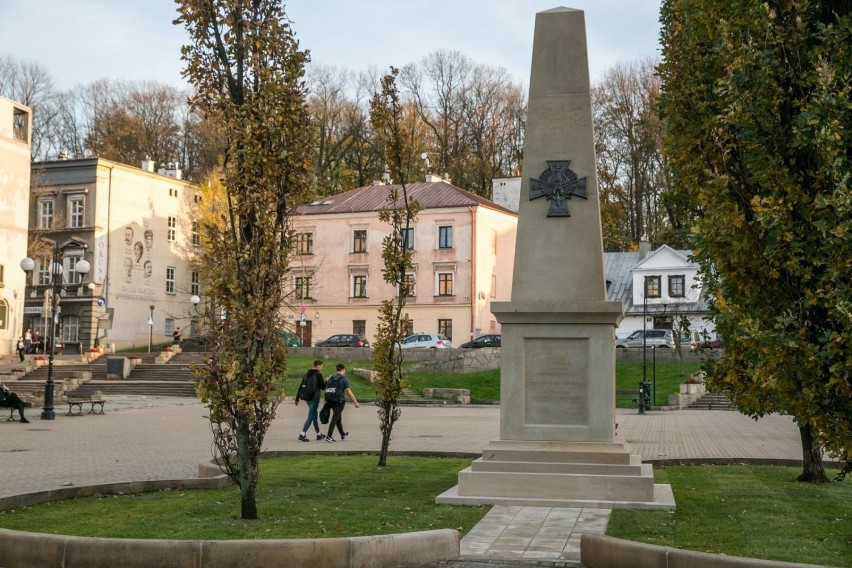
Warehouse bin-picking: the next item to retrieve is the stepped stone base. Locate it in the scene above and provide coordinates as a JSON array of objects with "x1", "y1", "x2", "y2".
[{"x1": 436, "y1": 440, "x2": 675, "y2": 510}]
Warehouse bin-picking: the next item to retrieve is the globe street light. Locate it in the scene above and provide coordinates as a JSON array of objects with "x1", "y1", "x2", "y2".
[{"x1": 20, "y1": 250, "x2": 90, "y2": 420}]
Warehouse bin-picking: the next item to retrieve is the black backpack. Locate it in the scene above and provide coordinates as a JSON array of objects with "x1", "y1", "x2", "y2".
[
  {"x1": 324, "y1": 374, "x2": 346, "y2": 403},
  {"x1": 297, "y1": 371, "x2": 318, "y2": 402}
]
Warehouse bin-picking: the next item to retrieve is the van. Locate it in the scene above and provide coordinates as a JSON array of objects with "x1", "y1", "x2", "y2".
[{"x1": 615, "y1": 329, "x2": 674, "y2": 349}]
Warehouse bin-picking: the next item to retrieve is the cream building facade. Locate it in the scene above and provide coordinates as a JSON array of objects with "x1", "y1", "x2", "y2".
[
  {"x1": 291, "y1": 179, "x2": 517, "y2": 346},
  {"x1": 23, "y1": 158, "x2": 201, "y2": 351},
  {"x1": 0, "y1": 97, "x2": 33, "y2": 355}
]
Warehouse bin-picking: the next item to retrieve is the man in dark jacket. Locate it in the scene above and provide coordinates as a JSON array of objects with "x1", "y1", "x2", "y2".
[
  {"x1": 324, "y1": 363, "x2": 360, "y2": 443},
  {"x1": 295, "y1": 360, "x2": 326, "y2": 441},
  {"x1": 0, "y1": 382, "x2": 30, "y2": 423}
]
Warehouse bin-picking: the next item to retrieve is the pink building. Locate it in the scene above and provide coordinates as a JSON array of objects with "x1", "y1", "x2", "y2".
[{"x1": 291, "y1": 178, "x2": 517, "y2": 346}]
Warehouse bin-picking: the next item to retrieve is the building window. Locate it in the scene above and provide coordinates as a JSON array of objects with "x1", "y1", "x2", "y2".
[
  {"x1": 402, "y1": 273, "x2": 416, "y2": 297},
  {"x1": 166, "y1": 267, "x2": 175, "y2": 294},
  {"x1": 404, "y1": 320, "x2": 414, "y2": 336},
  {"x1": 66, "y1": 256, "x2": 83, "y2": 284},
  {"x1": 353, "y1": 320, "x2": 366, "y2": 336},
  {"x1": 13, "y1": 107, "x2": 28, "y2": 143},
  {"x1": 437, "y1": 272, "x2": 454, "y2": 296},
  {"x1": 353, "y1": 230, "x2": 367, "y2": 253},
  {"x1": 295, "y1": 232, "x2": 313, "y2": 255},
  {"x1": 39, "y1": 199, "x2": 54, "y2": 229},
  {"x1": 164, "y1": 318, "x2": 175, "y2": 336},
  {"x1": 0, "y1": 263, "x2": 4, "y2": 287},
  {"x1": 438, "y1": 226, "x2": 453, "y2": 249},
  {"x1": 62, "y1": 315, "x2": 80, "y2": 342},
  {"x1": 438, "y1": 319, "x2": 452, "y2": 340},
  {"x1": 37, "y1": 257, "x2": 51, "y2": 285},
  {"x1": 352, "y1": 275, "x2": 367, "y2": 298},
  {"x1": 167, "y1": 216, "x2": 176, "y2": 242},
  {"x1": 0, "y1": 299, "x2": 8, "y2": 330},
  {"x1": 68, "y1": 196, "x2": 84, "y2": 228},
  {"x1": 645, "y1": 276, "x2": 661, "y2": 299},
  {"x1": 192, "y1": 221, "x2": 200, "y2": 247},
  {"x1": 400, "y1": 228, "x2": 414, "y2": 250},
  {"x1": 669, "y1": 275, "x2": 685, "y2": 298},
  {"x1": 191, "y1": 271, "x2": 200, "y2": 296},
  {"x1": 295, "y1": 276, "x2": 312, "y2": 300}
]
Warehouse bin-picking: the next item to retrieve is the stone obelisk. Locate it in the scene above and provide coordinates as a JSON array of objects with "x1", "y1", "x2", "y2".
[{"x1": 438, "y1": 7, "x2": 673, "y2": 509}]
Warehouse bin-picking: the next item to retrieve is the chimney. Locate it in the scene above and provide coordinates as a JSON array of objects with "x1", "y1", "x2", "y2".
[
  {"x1": 425, "y1": 174, "x2": 444, "y2": 183},
  {"x1": 141, "y1": 157, "x2": 155, "y2": 172},
  {"x1": 58, "y1": 150, "x2": 68, "y2": 160},
  {"x1": 638, "y1": 235, "x2": 651, "y2": 260}
]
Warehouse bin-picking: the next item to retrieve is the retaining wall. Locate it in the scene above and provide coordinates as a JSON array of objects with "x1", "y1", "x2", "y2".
[{"x1": 581, "y1": 534, "x2": 835, "y2": 568}]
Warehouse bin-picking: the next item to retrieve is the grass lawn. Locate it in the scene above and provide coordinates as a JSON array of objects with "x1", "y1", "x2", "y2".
[
  {"x1": 616, "y1": 361, "x2": 701, "y2": 407},
  {"x1": 285, "y1": 357, "x2": 701, "y2": 406},
  {"x1": 608, "y1": 465, "x2": 852, "y2": 566},
  {"x1": 0, "y1": 456, "x2": 487, "y2": 540},
  {"x1": 0, "y1": 459, "x2": 848, "y2": 567}
]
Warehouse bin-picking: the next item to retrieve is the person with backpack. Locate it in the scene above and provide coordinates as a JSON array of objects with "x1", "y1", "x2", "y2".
[
  {"x1": 324, "y1": 363, "x2": 359, "y2": 443},
  {"x1": 295, "y1": 360, "x2": 326, "y2": 442}
]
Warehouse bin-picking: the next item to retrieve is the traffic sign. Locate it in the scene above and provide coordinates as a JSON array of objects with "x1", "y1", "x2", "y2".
[{"x1": 147, "y1": 316, "x2": 154, "y2": 326}]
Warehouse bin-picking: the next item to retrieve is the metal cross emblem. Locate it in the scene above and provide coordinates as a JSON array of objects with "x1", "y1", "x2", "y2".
[{"x1": 529, "y1": 160, "x2": 587, "y2": 217}]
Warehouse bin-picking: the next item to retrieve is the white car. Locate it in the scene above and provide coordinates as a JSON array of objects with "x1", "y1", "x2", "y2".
[
  {"x1": 615, "y1": 329, "x2": 675, "y2": 349},
  {"x1": 398, "y1": 333, "x2": 452, "y2": 349}
]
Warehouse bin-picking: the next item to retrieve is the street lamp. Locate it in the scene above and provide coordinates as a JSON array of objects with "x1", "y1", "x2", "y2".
[
  {"x1": 20, "y1": 249, "x2": 90, "y2": 420},
  {"x1": 148, "y1": 305, "x2": 155, "y2": 353},
  {"x1": 640, "y1": 276, "x2": 651, "y2": 415}
]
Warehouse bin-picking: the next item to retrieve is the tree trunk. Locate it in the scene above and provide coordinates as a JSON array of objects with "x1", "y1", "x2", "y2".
[
  {"x1": 797, "y1": 423, "x2": 829, "y2": 483},
  {"x1": 236, "y1": 419, "x2": 259, "y2": 519}
]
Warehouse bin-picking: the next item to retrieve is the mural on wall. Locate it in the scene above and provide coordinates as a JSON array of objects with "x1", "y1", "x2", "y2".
[{"x1": 115, "y1": 221, "x2": 156, "y2": 302}]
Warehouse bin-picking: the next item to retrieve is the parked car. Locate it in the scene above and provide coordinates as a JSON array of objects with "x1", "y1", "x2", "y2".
[
  {"x1": 41, "y1": 338, "x2": 63, "y2": 355},
  {"x1": 280, "y1": 333, "x2": 302, "y2": 347},
  {"x1": 398, "y1": 333, "x2": 452, "y2": 349},
  {"x1": 615, "y1": 329, "x2": 674, "y2": 349},
  {"x1": 458, "y1": 334, "x2": 501, "y2": 349},
  {"x1": 315, "y1": 334, "x2": 370, "y2": 348},
  {"x1": 690, "y1": 332, "x2": 723, "y2": 350}
]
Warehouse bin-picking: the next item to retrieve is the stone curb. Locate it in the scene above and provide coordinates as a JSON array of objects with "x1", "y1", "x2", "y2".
[
  {"x1": 580, "y1": 534, "x2": 839, "y2": 568},
  {"x1": 0, "y1": 527, "x2": 459, "y2": 568}
]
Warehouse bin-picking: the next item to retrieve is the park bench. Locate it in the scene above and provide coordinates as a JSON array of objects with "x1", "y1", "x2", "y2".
[
  {"x1": 616, "y1": 389, "x2": 640, "y2": 408},
  {"x1": 2, "y1": 395, "x2": 34, "y2": 422},
  {"x1": 63, "y1": 392, "x2": 106, "y2": 416}
]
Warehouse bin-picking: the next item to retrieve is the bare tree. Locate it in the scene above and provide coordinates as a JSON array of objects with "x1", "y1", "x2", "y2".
[{"x1": 592, "y1": 58, "x2": 673, "y2": 250}]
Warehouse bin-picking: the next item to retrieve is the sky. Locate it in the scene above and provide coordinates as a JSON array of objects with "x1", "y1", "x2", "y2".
[{"x1": 0, "y1": 1, "x2": 662, "y2": 92}]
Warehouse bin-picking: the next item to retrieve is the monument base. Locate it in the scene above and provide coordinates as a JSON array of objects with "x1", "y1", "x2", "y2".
[{"x1": 436, "y1": 440, "x2": 675, "y2": 510}]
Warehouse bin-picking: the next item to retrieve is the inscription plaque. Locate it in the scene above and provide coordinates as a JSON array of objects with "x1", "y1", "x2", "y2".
[{"x1": 524, "y1": 338, "x2": 588, "y2": 425}]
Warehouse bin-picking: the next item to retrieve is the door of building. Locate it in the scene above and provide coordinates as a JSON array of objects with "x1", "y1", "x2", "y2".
[{"x1": 299, "y1": 321, "x2": 312, "y2": 347}]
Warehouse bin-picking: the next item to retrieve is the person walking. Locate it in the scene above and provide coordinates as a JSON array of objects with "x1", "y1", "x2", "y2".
[
  {"x1": 24, "y1": 329, "x2": 32, "y2": 354},
  {"x1": 324, "y1": 363, "x2": 359, "y2": 443},
  {"x1": 16, "y1": 337, "x2": 25, "y2": 362},
  {"x1": 173, "y1": 327, "x2": 182, "y2": 345},
  {"x1": 295, "y1": 360, "x2": 326, "y2": 442}
]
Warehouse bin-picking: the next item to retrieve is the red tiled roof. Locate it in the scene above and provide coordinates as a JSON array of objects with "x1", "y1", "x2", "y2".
[{"x1": 295, "y1": 181, "x2": 517, "y2": 216}]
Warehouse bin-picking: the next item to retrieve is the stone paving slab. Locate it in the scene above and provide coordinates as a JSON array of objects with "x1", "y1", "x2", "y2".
[{"x1": 0, "y1": 397, "x2": 806, "y2": 567}]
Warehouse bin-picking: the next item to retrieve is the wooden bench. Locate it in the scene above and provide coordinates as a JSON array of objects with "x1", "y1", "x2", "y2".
[
  {"x1": 616, "y1": 389, "x2": 641, "y2": 408},
  {"x1": 65, "y1": 397, "x2": 106, "y2": 416},
  {"x1": 2, "y1": 396, "x2": 34, "y2": 422}
]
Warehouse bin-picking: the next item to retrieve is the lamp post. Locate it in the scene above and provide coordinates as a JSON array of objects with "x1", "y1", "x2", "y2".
[
  {"x1": 20, "y1": 249, "x2": 90, "y2": 420},
  {"x1": 148, "y1": 305, "x2": 155, "y2": 353}
]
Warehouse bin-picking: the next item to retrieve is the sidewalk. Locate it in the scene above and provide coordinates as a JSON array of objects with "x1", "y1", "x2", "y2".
[{"x1": 0, "y1": 398, "x2": 805, "y2": 565}]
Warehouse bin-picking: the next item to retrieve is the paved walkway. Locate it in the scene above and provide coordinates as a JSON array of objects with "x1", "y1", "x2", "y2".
[
  {"x1": 0, "y1": 348, "x2": 807, "y2": 567},
  {"x1": 0, "y1": 389, "x2": 805, "y2": 566}
]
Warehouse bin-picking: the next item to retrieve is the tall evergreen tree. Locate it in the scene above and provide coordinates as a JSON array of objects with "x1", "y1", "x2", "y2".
[
  {"x1": 659, "y1": 0, "x2": 852, "y2": 481},
  {"x1": 175, "y1": 0, "x2": 313, "y2": 517}
]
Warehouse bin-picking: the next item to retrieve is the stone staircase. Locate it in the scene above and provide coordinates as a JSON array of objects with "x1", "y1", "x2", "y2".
[
  {"x1": 10, "y1": 352, "x2": 210, "y2": 399},
  {"x1": 687, "y1": 391, "x2": 737, "y2": 411}
]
